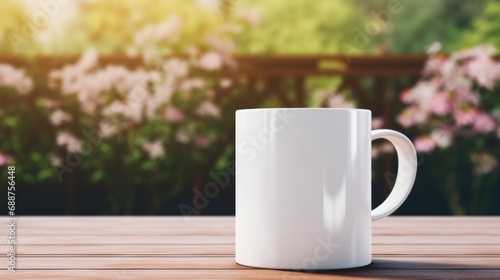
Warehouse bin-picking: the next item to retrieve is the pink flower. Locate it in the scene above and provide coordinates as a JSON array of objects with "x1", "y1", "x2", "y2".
[
  {"x1": 423, "y1": 57, "x2": 444, "y2": 75},
  {"x1": 56, "y1": 132, "x2": 82, "y2": 153},
  {"x1": 195, "y1": 0, "x2": 219, "y2": 10},
  {"x1": 401, "y1": 81, "x2": 437, "y2": 109},
  {"x1": 163, "y1": 106, "x2": 185, "y2": 123},
  {"x1": 134, "y1": 15, "x2": 181, "y2": 48},
  {"x1": 154, "y1": 15, "x2": 181, "y2": 42},
  {"x1": 50, "y1": 110, "x2": 72, "y2": 126},
  {"x1": 426, "y1": 42, "x2": 442, "y2": 55},
  {"x1": 162, "y1": 58, "x2": 189, "y2": 78},
  {"x1": 0, "y1": 152, "x2": 11, "y2": 167},
  {"x1": 103, "y1": 101, "x2": 128, "y2": 117},
  {"x1": 429, "y1": 93, "x2": 451, "y2": 115},
  {"x1": 77, "y1": 49, "x2": 98, "y2": 71},
  {"x1": 99, "y1": 122, "x2": 118, "y2": 139},
  {"x1": 380, "y1": 142, "x2": 395, "y2": 154},
  {"x1": 142, "y1": 47, "x2": 159, "y2": 62},
  {"x1": 180, "y1": 79, "x2": 206, "y2": 91},
  {"x1": 452, "y1": 45, "x2": 496, "y2": 61},
  {"x1": 467, "y1": 54, "x2": 499, "y2": 89},
  {"x1": 196, "y1": 101, "x2": 220, "y2": 118},
  {"x1": 431, "y1": 128, "x2": 452, "y2": 148},
  {"x1": 185, "y1": 45, "x2": 198, "y2": 57},
  {"x1": 124, "y1": 100, "x2": 144, "y2": 124},
  {"x1": 439, "y1": 59, "x2": 456, "y2": 80},
  {"x1": 327, "y1": 95, "x2": 354, "y2": 108},
  {"x1": 454, "y1": 109, "x2": 477, "y2": 127},
  {"x1": 0, "y1": 64, "x2": 33, "y2": 95},
  {"x1": 397, "y1": 107, "x2": 427, "y2": 128},
  {"x1": 396, "y1": 111, "x2": 414, "y2": 128},
  {"x1": 413, "y1": 136, "x2": 437, "y2": 153},
  {"x1": 49, "y1": 155, "x2": 62, "y2": 167},
  {"x1": 205, "y1": 36, "x2": 235, "y2": 57},
  {"x1": 236, "y1": 7, "x2": 261, "y2": 27},
  {"x1": 454, "y1": 84, "x2": 479, "y2": 105},
  {"x1": 372, "y1": 117, "x2": 384, "y2": 129},
  {"x1": 134, "y1": 26, "x2": 154, "y2": 48},
  {"x1": 219, "y1": 78, "x2": 232, "y2": 88},
  {"x1": 176, "y1": 131, "x2": 190, "y2": 144},
  {"x1": 472, "y1": 112, "x2": 496, "y2": 133},
  {"x1": 44, "y1": 99, "x2": 61, "y2": 109},
  {"x1": 198, "y1": 52, "x2": 223, "y2": 71},
  {"x1": 470, "y1": 152, "x2": 498, "y2": 175},
  {"x1": 142, "y1": 140, "x2": 165, "y2": 159},
  {"x1": 193, "y1": 135, "x2": 210, "y2": 149}
]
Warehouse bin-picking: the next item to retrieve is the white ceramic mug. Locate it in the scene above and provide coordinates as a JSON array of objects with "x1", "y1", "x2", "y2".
[{"x1": 235, "y1": 108, "x2": 417, "y2": 270}]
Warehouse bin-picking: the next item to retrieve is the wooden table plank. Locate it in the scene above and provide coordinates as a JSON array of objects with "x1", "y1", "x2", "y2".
[
  {"x1": 13, "y1": 226, "x2": 500, "y2": 236},
  {"x1": 2, "y1": 244, "x2": 500, "y2": 256},
  {"x1": 2, "y1": 269, "x2": 500, "y2": 280},
  {"x1": 1, "y1": 216, "x2": 499, "y2": 279},
  {"x1": 4, "y1": 256, "x2": 500, "y2": 270},
  {"x1": 7, "y1": 234, "x2": 500, "y2": 245},
  {"x1": 3, "y1": 244, "x2": 235, "y2": 255}
]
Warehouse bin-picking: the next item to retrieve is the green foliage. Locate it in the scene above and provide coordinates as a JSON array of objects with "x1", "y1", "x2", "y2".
[
  {"x1": 1, "y1": 0, "x2": 498, "y2": 55},
  {"x1": 46, "y1": 0, "x2": 225, "y2": 55},
  {"x1": 387, "y1": 0, "x2": 486, "y2": 53},
  {"x1": 462, "y1": 0, "x2": 500, "y2": 49},
  {"x1": 236, "y1": 0, "x2": 359, "y2": 54}
]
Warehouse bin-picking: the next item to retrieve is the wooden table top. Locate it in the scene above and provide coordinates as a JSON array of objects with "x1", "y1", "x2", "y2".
[{"x1": 1, "y1": 216, "x2": 499, "y2": 279}]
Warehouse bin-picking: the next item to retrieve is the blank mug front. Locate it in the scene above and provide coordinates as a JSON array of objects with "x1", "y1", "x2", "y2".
[{"x1": 236, "y1": 108, "x2": 372, "y2": 270}]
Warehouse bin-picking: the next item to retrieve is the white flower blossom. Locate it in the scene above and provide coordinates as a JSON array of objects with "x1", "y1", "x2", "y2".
[
  {"x1": 56, "y1": 132, "x2": 82, "y2": 153},
  {"x1": 198, "y1": 52, "x2": 223, "y2": 71},
  {"x1": 196, "y1": 101, "x2": 220, "y2": 118},
  {"x1": 0, "y1": 64, "x2": 33, "y2": 95},
  {"x1": 50, "y1": 110, "x2": 72, "y2": 126},
  {"x1": 142, "y1": 140, "x2": 165, "y2": 159}
]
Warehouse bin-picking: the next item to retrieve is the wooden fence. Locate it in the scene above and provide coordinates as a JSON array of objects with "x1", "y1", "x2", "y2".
[{"x1": 0, "y1": 54, "x2": 426, "y2": 125}]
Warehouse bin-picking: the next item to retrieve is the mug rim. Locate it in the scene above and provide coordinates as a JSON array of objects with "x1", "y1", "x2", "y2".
[{"x1": 236, "y1": 108, "x2": 371, "y2": 113}]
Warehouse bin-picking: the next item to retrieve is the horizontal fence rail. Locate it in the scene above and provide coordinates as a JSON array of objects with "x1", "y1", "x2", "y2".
[
  {"x1": 0, "y1": 54, "x2": 427, "y2": 75},
  {"x1": 0, "y1": 54, "x2": 429, "y2": 129}
]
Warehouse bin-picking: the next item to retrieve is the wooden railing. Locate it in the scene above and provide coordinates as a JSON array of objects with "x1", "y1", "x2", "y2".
[
  {"x1": 234, "y1": 55, "x2": 425, "y2": 125},
  {"x1": 1, "y1": 54, "x2": 426, "y2": 127}
]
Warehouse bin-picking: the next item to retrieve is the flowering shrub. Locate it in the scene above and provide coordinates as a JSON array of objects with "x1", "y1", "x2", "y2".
[
  {"x1": 397, "y1": 43, "x2": 500, "y2": 214},
  {"x1": 0, "y1": 64, "x2": 33, "y2": 95},
  {"x1": 44, "y1": 10, "x2": 257, "y2": 213},
  {"x1": 0, "y1": 64, "x2": 33, "y2": 167},
  {"x1": 397, "y1": 44, "x2": 500, "y2": 169}
]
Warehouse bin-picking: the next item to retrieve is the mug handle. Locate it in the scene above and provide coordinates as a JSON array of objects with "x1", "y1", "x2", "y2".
[{"x1": 371, "y1": 129, "x2": 417, "y2": 221}]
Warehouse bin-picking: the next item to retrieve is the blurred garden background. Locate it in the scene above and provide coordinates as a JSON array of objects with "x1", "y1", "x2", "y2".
[{"x1": 1, "y1": 0, "x2": 500, "y2": 215}]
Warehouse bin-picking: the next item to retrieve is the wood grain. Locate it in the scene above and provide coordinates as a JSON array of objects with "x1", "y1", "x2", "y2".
[{"x1": 1, "y1": 216, "x2": 499, "y2": 279}]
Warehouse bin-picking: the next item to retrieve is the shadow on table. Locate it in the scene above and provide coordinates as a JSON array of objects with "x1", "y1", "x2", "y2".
[{"x1": 282, "y1": 259, "x2": 500, "y2": 279}]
